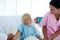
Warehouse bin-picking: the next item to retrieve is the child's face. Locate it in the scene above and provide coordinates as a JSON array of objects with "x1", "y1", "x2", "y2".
[
  {"x1": 49, "y1": 5, "x2": 60, "y2": 15},
  {"x1": 24, "y1": 16, "x2": 32, "y2": 26}
]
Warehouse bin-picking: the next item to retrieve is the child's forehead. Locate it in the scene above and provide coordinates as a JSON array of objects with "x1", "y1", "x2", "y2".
[
  {"x1": 25, "y1": 17, "x2": 31, "y2": 20},
  {"x1": 25, "y1": 16, "x2": 31, "y2": 18}
]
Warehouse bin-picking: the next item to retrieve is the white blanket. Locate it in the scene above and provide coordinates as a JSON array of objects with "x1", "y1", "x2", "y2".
[
  {"x1": 0, "y1": 33, "x2": 7, "y2": 40},
  {"x1": 24, "y1": 36, "x2": 39, "y2": 40},
  {"x1": 34, "y1": 23, "x2": 44, "y2": 39}
]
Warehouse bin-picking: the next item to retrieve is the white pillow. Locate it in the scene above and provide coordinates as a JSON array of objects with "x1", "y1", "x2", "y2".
[{"x1": 7, "y1": 26, "x2": 18, "y2": 35}]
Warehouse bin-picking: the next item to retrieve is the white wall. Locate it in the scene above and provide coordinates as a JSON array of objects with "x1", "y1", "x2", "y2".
[
  {"x1": 0, "y1": 0, "x2": 16, "y2": 16},
  {"x1": 0, "y1": 0, "x2": 50, "y2": 18},
  {"x1": 17, "y1": 0, "x2": 50, "y2": 18}
]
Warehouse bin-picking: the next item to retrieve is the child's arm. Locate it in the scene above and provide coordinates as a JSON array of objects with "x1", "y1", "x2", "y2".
[
  {"x1": 7, "y1": 33, "x2": 14, "y2": 40},
  {"x1": 50, "y1": 29, "x2": 60, "y2": 40},
  {"x1": 43, "y1": 26, "x2": 48, "y2": 40},
  {"x1": 12, "y1": 31, "x2": 21, "y2": 40}
]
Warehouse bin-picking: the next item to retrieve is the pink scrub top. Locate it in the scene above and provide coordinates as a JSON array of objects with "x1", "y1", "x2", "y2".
[{"x1": 40, "y1": 12, "x2": 60, "y2": 40}]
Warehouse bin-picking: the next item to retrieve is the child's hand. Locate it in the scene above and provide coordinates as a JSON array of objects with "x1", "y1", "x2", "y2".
[{"x1": 7, "y1": 33, "x2": 14, "y2": 40}]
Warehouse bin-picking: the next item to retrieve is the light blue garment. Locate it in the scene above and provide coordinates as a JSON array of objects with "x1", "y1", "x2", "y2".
[{"x1": 18, "y1": 24, "x2": 40, "y2": 40}]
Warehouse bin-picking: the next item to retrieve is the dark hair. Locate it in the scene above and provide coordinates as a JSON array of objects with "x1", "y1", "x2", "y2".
[{"x1": 49, "y1": 0, "x2": 60, "y2": 9}]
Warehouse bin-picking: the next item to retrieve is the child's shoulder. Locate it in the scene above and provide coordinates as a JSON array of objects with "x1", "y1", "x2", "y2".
[
  {"x1": 19, "y1": 24, "x2": 25, "y2": 28},
  {"x1": 19, "y1": 23, "x2": 25, "y2": 26}
]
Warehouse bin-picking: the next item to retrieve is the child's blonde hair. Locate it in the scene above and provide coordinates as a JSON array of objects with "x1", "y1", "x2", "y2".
[{"x1": 22, "y1": 13, "x2": 31, "y2": 24}]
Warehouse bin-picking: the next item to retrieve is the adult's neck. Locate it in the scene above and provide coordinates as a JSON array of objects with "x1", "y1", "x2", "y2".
[{"x1": 54, "y1": 14, "x2": 60, "y2": 21}]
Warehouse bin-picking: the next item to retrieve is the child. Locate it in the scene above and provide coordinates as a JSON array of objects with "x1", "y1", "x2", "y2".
[
  {"x1": 40, "y1": 0, "x2": 60, "y2": 40},
  {"x1": 12, "y1": 13, "x2": 41, "y2": 40}
]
